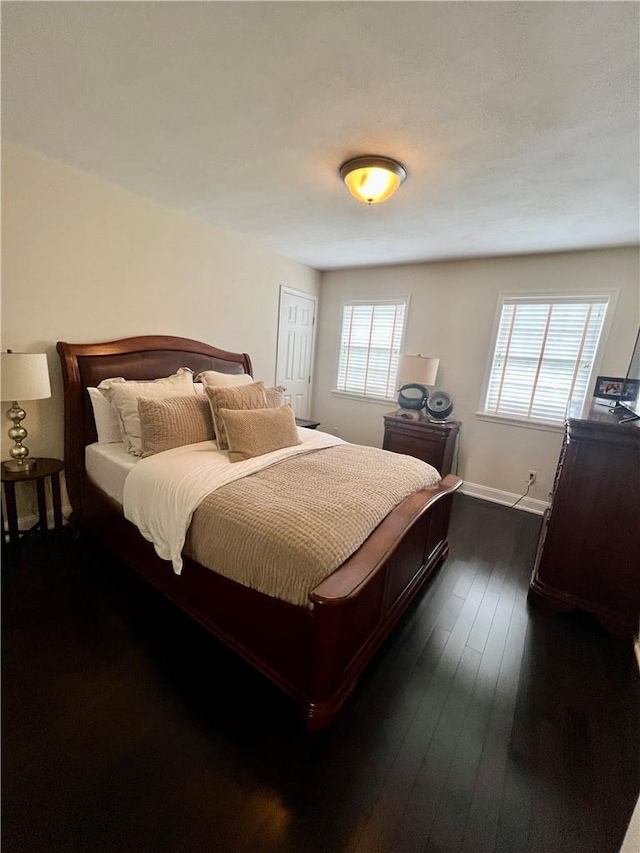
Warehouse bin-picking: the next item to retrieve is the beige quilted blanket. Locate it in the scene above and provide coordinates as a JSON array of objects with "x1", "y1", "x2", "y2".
[{"x1": 184, "y1": 444, "x2": 441, "y2": 608}]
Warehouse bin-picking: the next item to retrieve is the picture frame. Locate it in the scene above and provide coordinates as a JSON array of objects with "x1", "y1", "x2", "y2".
[{"x1": 593, "y1": 375, "x2": 640, "y2": 403}]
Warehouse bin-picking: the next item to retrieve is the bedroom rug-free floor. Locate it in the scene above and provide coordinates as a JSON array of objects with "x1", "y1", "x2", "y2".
[{"x1": 2, "y1": 495, "x2": 638, "y2": 853}]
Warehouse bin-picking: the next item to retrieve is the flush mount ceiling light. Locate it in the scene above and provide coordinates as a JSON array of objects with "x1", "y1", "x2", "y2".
[{"x1": 339, "y1": 156, "x2": 408, "y2": 205}]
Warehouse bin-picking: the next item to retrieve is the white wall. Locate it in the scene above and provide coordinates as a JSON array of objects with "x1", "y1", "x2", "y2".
[
  {"x1": 1, "y1": 142, "x2": 320, "y2": 514},
  {"x1": 314, "y1": 249, "x2": 639, "y2": 504}
]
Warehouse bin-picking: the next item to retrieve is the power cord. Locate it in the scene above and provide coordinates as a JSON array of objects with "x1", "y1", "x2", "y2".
[{"x1": 510, "y1": 478, "x2": 533, "y2": 509}]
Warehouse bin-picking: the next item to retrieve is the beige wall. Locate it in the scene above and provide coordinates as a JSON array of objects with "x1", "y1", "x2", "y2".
[
  {"x1": 3, "y1": 142, "x2": 638, "y2": 516},
  {"x1": 1, "y1": 142, "x2": 320, "y2": 512},
  {"x1": 314, "y1": 248, "x2": 639, "y2": 503}
]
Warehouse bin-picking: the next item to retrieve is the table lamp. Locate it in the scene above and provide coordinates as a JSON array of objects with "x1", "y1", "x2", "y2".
[
  {"x1": 1, "y1": 351, "x2": 51, "y2": 472},
  {"x1": 397, "y1": 354, "x2": 440, "y2": 412}
]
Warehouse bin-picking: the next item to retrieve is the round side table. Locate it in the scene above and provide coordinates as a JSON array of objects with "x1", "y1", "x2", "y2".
[{"x1": 1, "y1": 458, "x2": 64, "y2": 546}]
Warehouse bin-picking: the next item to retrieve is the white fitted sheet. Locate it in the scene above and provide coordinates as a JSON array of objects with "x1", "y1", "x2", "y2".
[
  {"x1": 85, "y1": 442, "x2": 138, "y2": 506},
  {"x1": 84, "y1": 429, "x2": 321, "y2": 513}
]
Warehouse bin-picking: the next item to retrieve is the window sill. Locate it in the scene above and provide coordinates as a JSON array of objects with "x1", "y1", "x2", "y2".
[
  {"x1": 475, "y1": 412, "x2": 565, "y2": 433},
  {"x1": 331, "y1": 390, "x2": 397, "y2": 406}
]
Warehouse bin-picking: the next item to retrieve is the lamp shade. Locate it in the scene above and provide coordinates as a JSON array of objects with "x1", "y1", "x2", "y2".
[
  {"x1": 398, "y1": 354, "x2": 439, "y2": 388},
  {"x1": 1, "y1": 352, "x2": 51, "y2": 401}
]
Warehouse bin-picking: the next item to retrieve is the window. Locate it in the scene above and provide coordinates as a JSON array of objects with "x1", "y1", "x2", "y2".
[
  {"x1": 481, "y1": 294, "x2": 612, "y2": 425},
  {"x1": 335, "y1": 299, "x2": 407, "y2": 400}
]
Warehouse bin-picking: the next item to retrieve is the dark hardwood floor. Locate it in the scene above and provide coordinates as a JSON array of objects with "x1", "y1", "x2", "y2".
[{"x1": 3, "y1": 496, "x2": 639, "y2": 853}]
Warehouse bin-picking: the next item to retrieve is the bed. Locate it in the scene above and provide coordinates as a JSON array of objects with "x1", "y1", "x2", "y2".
[{"x1": 57, "y1": 335, "x2": 462, "y2": 729}]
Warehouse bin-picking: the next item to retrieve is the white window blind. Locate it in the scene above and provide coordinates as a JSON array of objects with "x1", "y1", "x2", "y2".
[
  {"x1": 483, "y1": 296, "x2": 610, "y2": 423},
  {"x1": 336, "y1": 300, "x2": 407, "y2": 399}
]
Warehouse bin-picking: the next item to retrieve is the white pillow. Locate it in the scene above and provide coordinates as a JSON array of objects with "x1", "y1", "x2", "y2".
[
  {"x1": 196, "y1": 370, "x2": 254, "y2": 389},
  {"x1": 88, "y1": 387, "x2": 122, "y2": 443},
  {"x1": 98, "y1": 368, "x2": 196, "y2": 456}
]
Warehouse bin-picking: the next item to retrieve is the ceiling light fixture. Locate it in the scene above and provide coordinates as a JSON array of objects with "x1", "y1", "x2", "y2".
[{"x1": 339, "y1": 156, "x2": 407, "y2": 205}]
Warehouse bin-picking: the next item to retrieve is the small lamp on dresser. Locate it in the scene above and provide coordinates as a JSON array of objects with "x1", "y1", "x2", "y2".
[
  {"x1": 396, "y1": 354, "x2": 440, "y2": 413},
  {"x1": 1, "y1": 350, "x2": 51, "y2": 472}
]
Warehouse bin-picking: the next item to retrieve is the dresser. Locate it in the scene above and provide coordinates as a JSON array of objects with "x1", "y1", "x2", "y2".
[
  {"x1": 382, "y1": 411, "x2": 460, "y2": 476},
  {"x1": 529, "y1": 404, "x2": 640, "y2": 640}
]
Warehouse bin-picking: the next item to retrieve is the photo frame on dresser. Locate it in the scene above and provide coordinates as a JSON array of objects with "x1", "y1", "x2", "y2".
[{"x1": 593, "y1": 375, "x2": 639, "y2": 403}]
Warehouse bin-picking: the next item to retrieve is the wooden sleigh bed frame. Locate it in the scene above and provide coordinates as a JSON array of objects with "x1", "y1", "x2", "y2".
[{"x1": 57, "y1": 335, "x2": 462, "y2": 729}]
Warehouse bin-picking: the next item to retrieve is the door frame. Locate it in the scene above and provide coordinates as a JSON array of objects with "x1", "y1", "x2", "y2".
[{"x1": 275, "y1": 286, "x2": 319, "y2": 418}]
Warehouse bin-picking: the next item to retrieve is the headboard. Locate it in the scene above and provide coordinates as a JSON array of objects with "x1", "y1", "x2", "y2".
[{"x1": 57, "y1": 335, "x2": 252, "y2": 520}]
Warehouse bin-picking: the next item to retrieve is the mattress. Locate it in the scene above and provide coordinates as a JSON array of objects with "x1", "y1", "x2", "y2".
[
  {"x1": 87, "y1": 435, "x2": 441, "y2": 608},
  {"x1": 85, "y1": 429, "x2": 322, "y2": 509},
  {"x1": 85, "y1": 442, "x2": 138, "y2": 506}
]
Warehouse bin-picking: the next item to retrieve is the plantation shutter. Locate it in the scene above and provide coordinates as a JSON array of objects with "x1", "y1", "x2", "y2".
[
  {"x1": 484, "y1": 296, "x2": 609, "y2": 422},
  {"x1": 336, "y1": 301, "x2": 407, "y2": 399}
]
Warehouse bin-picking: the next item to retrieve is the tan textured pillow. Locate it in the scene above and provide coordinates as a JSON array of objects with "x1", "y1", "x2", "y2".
[
  {"x1": 205, "y1": 381, "x2": 268, "y2": 450},
  {"x1": 98, "y1": 368, "x2": 196, "y2": 456},
  {"x1": 197, "y1": 370, "x2": 254, "y2": 389},
  {"x1": 218, "y1": 404, "x2": 301, "y2": 462},
  {"x1": 138, "y1": 395, "x2": 215, "y2": 457},
  {"x1": 264, "y1": 385, "x2": 286, "y2": 408}
]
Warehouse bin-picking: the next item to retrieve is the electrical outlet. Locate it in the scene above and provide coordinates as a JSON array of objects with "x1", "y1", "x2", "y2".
[{"x1": 527, "y1": 470, "x2": 537, "y2": 486}]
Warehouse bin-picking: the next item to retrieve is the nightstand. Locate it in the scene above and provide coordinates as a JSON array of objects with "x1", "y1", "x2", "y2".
[
  {"x1": 1, "y1": 457, "x2": 64, "y2": 546},
  {"x1": 295, "y1": 417, "x2": 321, "y2": 430},
  {"x1": 382, "y1": 412, "x2": 460, "y2": 475}
]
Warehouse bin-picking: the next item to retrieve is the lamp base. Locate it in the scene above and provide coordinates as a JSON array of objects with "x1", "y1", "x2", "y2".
[
  {"x1": 2, "y1": 458, "x2": 38, "y2": 473},
  {"x1": 397, "y1": 383, "x2": 429, "y2": 411}
]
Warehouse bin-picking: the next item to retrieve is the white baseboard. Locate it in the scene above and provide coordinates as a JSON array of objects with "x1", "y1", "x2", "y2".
[
  {"x1": 7, "y1": 488, "x2": 547, "y2": 533},
  {"x1": 4, "y1": 504, "x2": 72, "y2": 533},
  {"x1": 459, "y1": 481, "x2": 549, "y2": 516}
]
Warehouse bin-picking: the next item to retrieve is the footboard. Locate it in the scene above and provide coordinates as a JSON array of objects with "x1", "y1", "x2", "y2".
[
  {"x1": 305, "y1": 475, "x2": 461, "y2": 729},
  {"x1": 82, "y1": 474, "x2": 460, "y2": 730}
]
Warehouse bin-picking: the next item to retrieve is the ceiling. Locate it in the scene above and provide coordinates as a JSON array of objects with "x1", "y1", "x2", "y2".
[{"x1": 3, "y1": 2, "x2": 639, "y2": 271}]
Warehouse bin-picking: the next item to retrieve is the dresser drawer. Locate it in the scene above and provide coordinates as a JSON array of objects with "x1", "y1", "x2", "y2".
[{"x1": 382, "y1": 414, "x2": 460, "y2": 476}]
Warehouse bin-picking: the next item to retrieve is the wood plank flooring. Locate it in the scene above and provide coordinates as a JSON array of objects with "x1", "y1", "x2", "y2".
[{"x1": 2, "y1": 496, "x2": 639, "y2": 853}]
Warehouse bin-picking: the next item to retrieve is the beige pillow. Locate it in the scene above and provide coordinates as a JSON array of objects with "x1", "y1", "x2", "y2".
[
  {"x1": 197, "y1": 370, "x2": 254, "y2": 389},
  {"x1": 218, "y1": 404, "x2": 301, "y2": 462},
  {"x1": 98, "y1": 368, "x2": 196, "y2": 456},
  {"x1": 138, "y1": 395, "x2": 215, "y2": 457},
  {"x1": 264, "y1": 385, "x2": 286, "y2": 408},
  {"x1": 205, "y1": 381, "x2": 268, "y2": 450}
]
